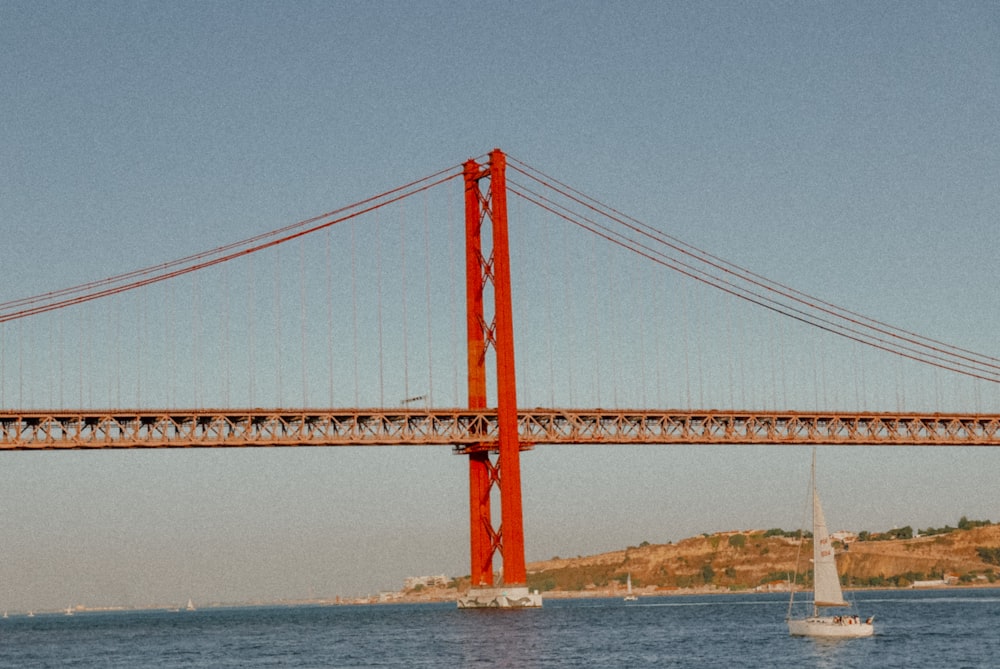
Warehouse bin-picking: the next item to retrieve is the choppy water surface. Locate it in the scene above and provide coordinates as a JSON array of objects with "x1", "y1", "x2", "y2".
[{"x1": 2, "y1": 588, "x2": 998, "y2": 668}]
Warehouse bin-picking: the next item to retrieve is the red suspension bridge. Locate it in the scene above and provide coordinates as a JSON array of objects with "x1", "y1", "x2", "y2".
[{"x1": 2, "y1": 149, "x2": 998, "y2": 606}]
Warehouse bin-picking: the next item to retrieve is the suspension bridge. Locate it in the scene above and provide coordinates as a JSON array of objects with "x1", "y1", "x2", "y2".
[{"x1": 2, "y1": 149, "x2": 998, "y2": 607}]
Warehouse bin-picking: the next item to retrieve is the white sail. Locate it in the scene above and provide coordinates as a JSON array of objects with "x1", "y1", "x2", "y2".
[
  {"x1": 623, "y1": 572, "x2": 638, "y2": 601},
  {"x1": 811, "y1": 486, "x2": 847, "y2": 607},
  {"x1": 787, "y1": 449, "x2": 873, "y2": 638}
]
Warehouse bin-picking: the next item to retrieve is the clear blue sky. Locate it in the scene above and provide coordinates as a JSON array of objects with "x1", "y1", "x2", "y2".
[{"x1": 1, "y1": 1, "x2": 998, "y2": 610}]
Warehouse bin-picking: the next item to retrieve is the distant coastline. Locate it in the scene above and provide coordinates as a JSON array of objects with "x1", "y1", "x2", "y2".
[{"x1": 387, "y1": 519, "x2": 1000, "y2": 605}]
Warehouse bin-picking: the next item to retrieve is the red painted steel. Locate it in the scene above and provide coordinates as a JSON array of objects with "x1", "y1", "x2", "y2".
[
  {"x1": 2, "y1": 409, "x2": 999, "y2": 449},
  {"x1": 464, "y1": 157, "x2": 493, "y2": 586},
  {"x1": 461, "y1": 150, "x2": 528, "y2": 588},
  {"x1": 487, "y1": 150, "x2": 527, "y2": 585}
]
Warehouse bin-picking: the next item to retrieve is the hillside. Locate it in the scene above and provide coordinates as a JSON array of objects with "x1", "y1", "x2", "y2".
[
  {"x1": 399, "y1": 522, "x2": 1000, "y2": 601},
  {"x1": 523, "y1": 524, "x2": 1000, "y2": 596}
]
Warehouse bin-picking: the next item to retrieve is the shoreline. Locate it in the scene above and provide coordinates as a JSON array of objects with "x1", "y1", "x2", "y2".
[
  {"x1": 382, "y1": 580, "x2": 1000, "y2": 606},
  {"x1": 8, "y1": 582, "x2": 997, "y2": 617}
]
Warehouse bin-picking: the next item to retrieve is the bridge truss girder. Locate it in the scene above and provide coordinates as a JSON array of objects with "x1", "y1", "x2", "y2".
[{"x1": 2, "y1": 409, "x2": 999, "y2": 449}]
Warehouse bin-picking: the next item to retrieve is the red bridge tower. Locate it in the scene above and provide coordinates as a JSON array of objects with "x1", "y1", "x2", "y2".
[{"x1": 458, "y1": 149, "x2": 540, "y2": 608}]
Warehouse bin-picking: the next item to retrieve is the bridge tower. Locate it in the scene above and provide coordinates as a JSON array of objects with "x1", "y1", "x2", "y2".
[{"x1": 457, "y1": 149, "x2": 540, "y2": 608}]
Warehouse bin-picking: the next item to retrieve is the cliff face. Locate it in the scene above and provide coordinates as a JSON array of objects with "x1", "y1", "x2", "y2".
[
  {"x1": 839, "y1": 525, "x2": 1000, "y2": 583},
  {"x1": 524, "y1": 525, "x2": 1000, "y2": 593}
]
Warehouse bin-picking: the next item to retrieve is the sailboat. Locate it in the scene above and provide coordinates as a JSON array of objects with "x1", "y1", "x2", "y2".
[
  {"x1": 787, "y1": 450, "x2": 874, "y2": 638},
  {"x1": 623, "y1": 573, "x2": 638, "y2": 602},
  {"x1": 185, "y1": 598, "x2": 196, "y2": 612}
]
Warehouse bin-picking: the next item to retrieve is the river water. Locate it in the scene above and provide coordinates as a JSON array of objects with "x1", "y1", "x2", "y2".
[{"x1": 2, "y1": 588, "x2": 998, "y2": 667}]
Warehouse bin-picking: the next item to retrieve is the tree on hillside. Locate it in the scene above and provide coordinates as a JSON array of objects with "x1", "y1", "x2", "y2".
[
  {"x1": 888, "y1": 526, "x2": 913, "y2": 540},
  {"x1": 958, "y1": 516, "x2": 992, "y2": 530}
]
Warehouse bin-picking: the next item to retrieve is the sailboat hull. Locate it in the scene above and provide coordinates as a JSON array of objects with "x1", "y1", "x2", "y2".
[{"x1": 788, "y1": 616, "x2": 874, "y2": 638}]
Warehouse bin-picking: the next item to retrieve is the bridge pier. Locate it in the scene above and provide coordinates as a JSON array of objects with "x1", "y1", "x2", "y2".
[{"x1": 457, "y1": 586, "x2": 543, "y2": 609}]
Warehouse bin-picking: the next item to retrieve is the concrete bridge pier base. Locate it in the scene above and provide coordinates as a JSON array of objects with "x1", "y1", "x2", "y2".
[{"x1": 456, "y1": 586, "x2": 543, "y2": 609}]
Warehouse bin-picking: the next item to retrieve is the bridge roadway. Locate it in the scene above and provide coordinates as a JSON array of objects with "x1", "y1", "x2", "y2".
[{"x1": 2, "y1": 409, "x2": 999, "y2": 450}]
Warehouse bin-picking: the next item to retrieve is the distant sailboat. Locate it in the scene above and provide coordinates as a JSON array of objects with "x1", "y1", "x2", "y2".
[
  {"x1": 623, "y1": 573, "x2": 638, "y2": 602},
  {"x1": 787, "y1": 450, "x2": 874, "y2": 638},
  {"x1": 185, "y1": 598, "x2": 196, "y2": 612}
]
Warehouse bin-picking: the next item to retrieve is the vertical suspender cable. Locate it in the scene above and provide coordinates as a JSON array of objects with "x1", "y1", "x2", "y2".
[
  {"x1": 275, "y1": 244, "x2": 283, "y2": 406},
  {"x1": 857, "y1": 339, "x2": 867, "y2": 412},
  {"x1": 738, "y1": 299, "x2": 747, "y2": 409},
  {"x1": 1, "y1": 323, "x2": 5, "y2": 407},
  {"x1": 638, "y1": 256, "x2": 648, "y2": 406},
  {"x1": 900, "y1": 356, "x2": 910, "y2": 409},
  {"x1": 223, "y1": 260, "x2": 231, "y2": 407},
  {"x1": 40, "y1": 313, "x2": 48, "y2": 406},
  {"x1": 141, "y1": 277, "x2": 148, "y2": 406},
  {"x1": 695, "y1": 286, "x2": 705, "y2": 408},
  {"x1": 376, "y1": 209, "x2": 385, "y2": 407},
  {"x1": 167, "y1": 281, "x2": 175, "y2": 408},
  {"x1": 586, "y1": 232, "x2": 598, "y2": 406},
  {"x1": 114, "y1": 296, "x2": 121, "y2": 406},
  {"x1": 447, "y1": 186, "x2": 459, "y2": 405},
  {"x1": 609, "y1": 238, "x2": 620, "y2": 407},
  {"x1": 18, "y1": 319, "x2": 23, "y2": 407},
  {"x1": 777, "y1": 313, "x2": 787, "y2": 409},
  {"x1": 564, "y1": 225, "x2": 577, "y2": 406},
  {"x1": 810, "y1": 336, "x2": 819, "y2": 410},
  {"x1": 973, "y1": 365, "x2": 982, "y2": 412},
  {"x1": 423, "y1": 191, "x2": 433, "y2": 407},
  {"x1": 851, "y1": 330, "x2": 861, "y2": 410},
  {"x1": 194, "y1": 270, "x2": 202, "y2": 408},
  {"x1": 57, "y1": 309, "x2": 64, "y2": 407},
  {"x1": 326, "y1": 227, "x2": 334, "y2": 406},
  {"x1": 300, "y1": 236, "x2": 308, "y2": 406},
  {"x1": 87, "y1": 301, "x2": 93, "y2": 406},
  {"x1": 351, "y1": 218, "x2": 359, "y2": 406},
  {"x1": 541, "y1": 207, "x2": 555, "y2": 407},
  {"x1": 820, "y1": 341, "x2": 832, "y2": 409},
  {"x1": 682, "y1": 278, "x2": 691, "y2": 408},
  {"x1": 725, "y1": 287, "x2": 734, "y2": 409},
  {"x1": 933, "y1": 366, "x2": 942, "y2": 413},
  {"x1": 653, "y1": 274, "x2": 663, "y2": 408},
  {"x1": 138, "y1": 289, "x2": 145, "y2": 407},
  {"x1": 401, "y1": 203, "x2": 410, "y2": 404},
  {"x1": 768, "y1": 310, "x2": 778, "y2": 410},
  {"x1": 78, "y1": 308, "x2": 84, "y2": 407},
  {"x1": 248, "y1": 253, "x2": 257, "y2": 407},
  {"x1": 47, "y1": 313, "x2": 53, "y2": 406}
]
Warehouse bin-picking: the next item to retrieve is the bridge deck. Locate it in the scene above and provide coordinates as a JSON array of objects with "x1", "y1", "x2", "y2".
[{"x1": 2, "y1": 409, "x2": 998, "y2": 450}]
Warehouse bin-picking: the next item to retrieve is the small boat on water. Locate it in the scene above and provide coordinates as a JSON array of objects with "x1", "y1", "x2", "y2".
[
  {"x1": 623, "y1": 573, "x2": 638, "y2": 602},
  {"x1": 185, "y1": 598, "x2": 196, "y2": 612},
  {"x1": 787, "y1": 450, "x2": 874, "y2": 639}
]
